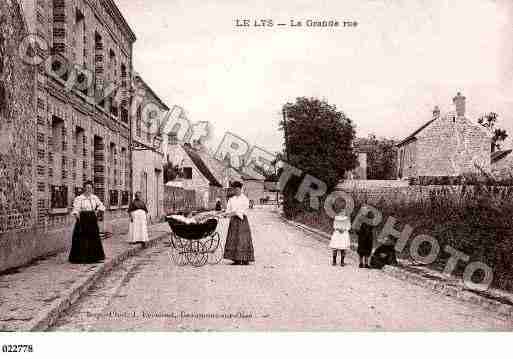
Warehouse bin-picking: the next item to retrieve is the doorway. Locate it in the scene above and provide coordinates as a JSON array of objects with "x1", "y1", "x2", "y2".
[{"x1": 155, "y1": 169, "x2": 161, "y2": 219}]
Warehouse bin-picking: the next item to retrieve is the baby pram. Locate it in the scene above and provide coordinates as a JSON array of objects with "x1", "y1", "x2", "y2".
[{"x1": 166, "y1": 216, "x2": 223, "y2": 267}]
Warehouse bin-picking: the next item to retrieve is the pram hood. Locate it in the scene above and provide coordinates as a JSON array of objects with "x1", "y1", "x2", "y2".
[{"x1": 166, "y1": 216, "x2": 218, "y2": 240}]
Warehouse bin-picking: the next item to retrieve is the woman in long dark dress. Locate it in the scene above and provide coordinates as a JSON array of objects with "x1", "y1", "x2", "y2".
[
  {"x1": 69, "y1": 181, "x2": 106, "y2": 264},
  {"x1": 357, "y1": 222, "x2": 374, "y2": 268},
  {"x1": 223, "y1": 181, "x2": 254, "y2": 265}
]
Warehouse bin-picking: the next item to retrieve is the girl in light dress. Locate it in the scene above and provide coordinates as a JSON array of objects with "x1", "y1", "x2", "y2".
[{"x1": 330, "y1": 212, "x2": 351, "y2": 266}]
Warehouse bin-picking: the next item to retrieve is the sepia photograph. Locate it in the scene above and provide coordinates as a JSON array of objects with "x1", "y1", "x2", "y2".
[{"x1": 1, "y1": 0, "x2": 513, "y2": 356}]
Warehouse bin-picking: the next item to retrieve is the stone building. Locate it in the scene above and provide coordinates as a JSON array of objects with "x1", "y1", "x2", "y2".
[
  {"x1": 0, "y1": 0, "x2": 137, "y2": 272},
  {"x1": 397, "y1": 93, "x2": 491, "y2": 179},
  {"x1": 0, "y1": 0, "x2": 37, "y2": 271},
  {"x1": 132, "y1": 75, "x2": 168, "y2": 222}
]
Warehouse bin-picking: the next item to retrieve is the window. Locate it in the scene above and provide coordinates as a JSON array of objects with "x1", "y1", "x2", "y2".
[
  {"x1": 74, "y1": 126, "x2": 84, "y2": 156},
  {"x1": 183, "y1": 167, "x2": 193, "y2": 179},
  {"x1": 109, "y1": 190, "x2": 119, "y2": 207},
  {"x1": 120, "y1": 147, "x2": 127, "y2": 188},
  {"x1": 109, "y1": 142, "x2": 116, "y2": 186},
  {"x1": 136, "y1": 106, "x2": 142, "y2": 137},
  {"x1": 51, "y1": 185, "x2": 68, "y2": 209},
  {"x1": 51, "y1": 117, "x2": 64, "y2": 152},
  {"x1": 168, "y1": 132, "x2": 178, "y2": 145},
  {"x1": 121, "y1": 108, "x2": 128, "y2": 124},
  {"x1": 121, "y1": 190, "x2": 129, "y2": 206}
]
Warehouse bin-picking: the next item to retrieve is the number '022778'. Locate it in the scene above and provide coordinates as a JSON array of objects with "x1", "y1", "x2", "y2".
[{"x1": 2, "y1": 344, "x2": 34, "y2": 353}]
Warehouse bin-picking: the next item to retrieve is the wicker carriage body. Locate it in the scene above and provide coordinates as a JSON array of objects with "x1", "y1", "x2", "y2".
[{"x1": 165, "y1": 217, "x2": 222, "y2": 267}]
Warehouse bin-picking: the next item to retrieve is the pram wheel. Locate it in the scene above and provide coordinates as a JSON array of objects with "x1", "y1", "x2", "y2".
[
  {"x1": 185, "y1": 240, "x2": 208, "y2": 267},
  {"x1": 203, "y1": 232, "x2": 220, "y2": 252},
  {"x1": 204, "y1": 232, "x2": 223, "y2": 265},
  {"x1": 168, "y1": 233, "x2": 188, "y2": 266},
  {"x1": 169, "y1": 248, "x2": 188, "y2": 266}
]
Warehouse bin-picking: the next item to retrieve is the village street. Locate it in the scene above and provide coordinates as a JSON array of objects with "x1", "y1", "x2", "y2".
[{"x1": 52, "y1": 208, "x2": 513, "y2": 331}]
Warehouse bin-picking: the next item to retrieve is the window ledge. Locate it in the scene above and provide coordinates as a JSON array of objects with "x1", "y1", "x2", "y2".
[
  {"x1": 109, "y1": 206, "x2": 120, "y2": 210},
  {"x1": 49, "y1": 208, "x2": 70, "y2": 215}
]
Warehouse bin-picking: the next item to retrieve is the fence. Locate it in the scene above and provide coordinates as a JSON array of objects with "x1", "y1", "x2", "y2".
[
  {"x1": 209, "y1": 187, "x2": 226, "y2": 209},
  {"x1": 163, "y1": 186, "x2": 196, "y2": 214}
]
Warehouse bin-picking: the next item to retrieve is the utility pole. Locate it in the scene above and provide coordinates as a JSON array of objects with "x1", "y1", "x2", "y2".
[
  {"x1": 128, "y1": 88, "x2": 134, "y2": 198},
  {"x1": 282, "y1": 106, "x2": 290, "y2": 161}
]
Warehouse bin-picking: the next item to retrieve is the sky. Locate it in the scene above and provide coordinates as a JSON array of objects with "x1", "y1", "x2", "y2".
[{"x1": 117, "y1": 0, "x2": 513, "y2": 154}]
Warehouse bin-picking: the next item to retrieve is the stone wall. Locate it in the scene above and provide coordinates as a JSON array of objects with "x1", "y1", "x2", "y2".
[
  {"x1": 337, "y1": 186, "x2": 430, "y2": 207},
  {"x1": 0, "y1": 0, "x2": 36, "y2": 234},
  {"x1": 336, "y1": 184, "x2": 512, "y2": 209},
  {"x1": 0, "y1": 0, "x2": 38, "y2": 271},
  {"x1": 338, "y1": 180, "x2": 410, "y2": 190}
]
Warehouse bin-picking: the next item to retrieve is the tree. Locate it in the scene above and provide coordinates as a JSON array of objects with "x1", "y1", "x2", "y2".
[
  {"x1": 253, "y1": 153, "x2": 283, "y2": 182},
  {"x1": 354, "y1": 134, "x2": 397, "y2": 180},
  {"x1": 280, "y1": 97, "x2": 357, "y2": 216},
  {"x1": 478, "y1": 112, "x2": 509, "y2": 152}
]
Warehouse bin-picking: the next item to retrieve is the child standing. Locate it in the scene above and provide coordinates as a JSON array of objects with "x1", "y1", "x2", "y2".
[
  {"x1": 357, "y1": 222, "x2": 374, "y2": 268},
  {"x1": 330, "y1": 214, "x2": 351, "y2": 266}
]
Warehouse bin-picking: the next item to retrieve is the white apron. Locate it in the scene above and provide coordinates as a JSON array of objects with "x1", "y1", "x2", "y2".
[
  {"x1": 128, "y1": 209, "x2": 149, "y2": 243},
  {"x1": 329, "y1": 215, "x2": 351, "y2": 250}
]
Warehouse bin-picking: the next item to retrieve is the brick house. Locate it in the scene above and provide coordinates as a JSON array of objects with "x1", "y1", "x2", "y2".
[{"x1": 397, "y1": 93, "x2": 491, "y2": 179}]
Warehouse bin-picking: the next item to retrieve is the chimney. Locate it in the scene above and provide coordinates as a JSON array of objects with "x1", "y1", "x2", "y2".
[
  {"x1": 432, "y1": 105, "x2": 440, "y2": 118},
  {"x1": 453, "y1": 92, "x2": 466, "y2": 118}
]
